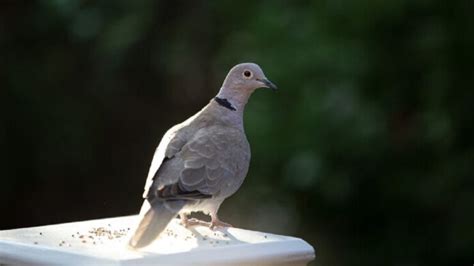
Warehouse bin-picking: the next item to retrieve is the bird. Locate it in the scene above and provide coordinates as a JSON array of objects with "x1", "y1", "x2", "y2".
[{"x1": 128, "y1": 62, "x2": 277, "y2": 249}]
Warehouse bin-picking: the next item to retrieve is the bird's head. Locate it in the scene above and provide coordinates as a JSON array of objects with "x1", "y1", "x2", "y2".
[{"x1": 222, "y1": 63, "x2": 277, "y2": 93}]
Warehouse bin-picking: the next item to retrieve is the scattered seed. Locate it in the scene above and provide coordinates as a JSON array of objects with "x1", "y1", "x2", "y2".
[
  {"x1": 82, "y1": 240, "x2": 87, "y2": 243},
  {"x1": 264, "y1": 235, "x2": 267, "y2": 239},
  {"x1": 34, "y1": 242, "x2": 38, "y2": 245},
  {"x1": 39, "y1": 232, "x2": 43, "y2": 236}
]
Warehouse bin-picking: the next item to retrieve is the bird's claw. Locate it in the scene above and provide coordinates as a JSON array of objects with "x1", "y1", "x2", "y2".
[
  {"x1": 181, "y1": 214, "x2": 233, "y2": 229},
  {"x1": 181, "y1": 217, "x2": 209, "y2": 228},
  {"x1": 210, "y1": 219, "x2": 233, "y2": 230}
]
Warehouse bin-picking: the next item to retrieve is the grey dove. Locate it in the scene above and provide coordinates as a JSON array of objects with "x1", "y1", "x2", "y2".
[{"x1": 129, "y1": 63, "x2": 277, "y2": 249}]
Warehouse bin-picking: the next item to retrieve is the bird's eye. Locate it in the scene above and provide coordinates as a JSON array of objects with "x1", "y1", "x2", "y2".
[{"x1": 243, "y1": 70, "x2": 252, "y2": 79}]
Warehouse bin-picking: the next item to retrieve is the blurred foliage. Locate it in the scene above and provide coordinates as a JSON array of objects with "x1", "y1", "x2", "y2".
[{"x1": 1, "y1": 0, "x2": 474, "y2": 265}]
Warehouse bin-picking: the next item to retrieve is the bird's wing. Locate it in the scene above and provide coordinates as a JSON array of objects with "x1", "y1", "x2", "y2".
[
  {"x1": 142, "y1": 124, "x2": 188, "y2": 198},
  {"x1": 148, "y1": 125, "x2": 250, "y2": 201}
]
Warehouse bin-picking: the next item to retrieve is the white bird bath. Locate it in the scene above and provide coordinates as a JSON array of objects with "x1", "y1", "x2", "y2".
[{"x1": 0, "y1": 215, "x2": 315, "y2": 265}]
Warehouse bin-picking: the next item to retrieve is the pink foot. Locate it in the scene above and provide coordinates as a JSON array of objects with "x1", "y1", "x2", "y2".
[
  {"x1": 210, "y1": 218, "x2": 233, "y2": 230},
  {"x1": 180, "y1": 215, "x2": 209, "y2": 228}
]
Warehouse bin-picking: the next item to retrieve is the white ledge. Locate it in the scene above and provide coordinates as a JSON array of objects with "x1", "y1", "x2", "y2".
[{"x1": 0, "y1": 215, "x2": 315, "y2": 265}]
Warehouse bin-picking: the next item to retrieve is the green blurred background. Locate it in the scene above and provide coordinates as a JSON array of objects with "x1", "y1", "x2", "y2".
[{"x1": 1, "y1": 0, "x2": 473, "y2": 265}]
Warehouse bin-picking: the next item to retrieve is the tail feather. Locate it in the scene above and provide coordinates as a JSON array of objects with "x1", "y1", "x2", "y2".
[{"x1": 128, "y1": 199, "x2": 184, "y2": 249}]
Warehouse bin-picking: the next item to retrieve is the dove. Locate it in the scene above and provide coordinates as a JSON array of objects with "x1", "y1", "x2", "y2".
[{"x1": 128, "y1": 63, "x2": 277, "y2": 249}]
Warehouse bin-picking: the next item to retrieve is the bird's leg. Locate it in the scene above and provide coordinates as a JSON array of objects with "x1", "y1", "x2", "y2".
[
  {"x1": 180, "y1": 213, "x2": 209, "y2": 227},
  {"x1": 210, "y1": 212, "x2": 233, "y2": 229},
  {"x1": 180, "y1": 213, "x2": 190, "y2": 227}
]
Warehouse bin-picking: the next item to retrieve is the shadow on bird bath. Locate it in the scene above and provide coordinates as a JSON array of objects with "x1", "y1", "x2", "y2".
[
  {"x1": 133, "y1": 213, "x2": 284, "y2": 258},
  {"x1": 138, "y1": 219, "x2": 251, "y2": 255},
  {"x1": 184, "y1": 226, "x2": 248, "y2": 247}
]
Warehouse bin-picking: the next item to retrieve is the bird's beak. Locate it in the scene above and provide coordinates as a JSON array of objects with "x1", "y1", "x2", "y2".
[{"x1": 257, "y1": 78, "x2": 278, "y2": 91}]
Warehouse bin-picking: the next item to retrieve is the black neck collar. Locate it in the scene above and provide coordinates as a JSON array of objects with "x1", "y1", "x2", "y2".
[{"x1": 214, "y1": 97, "x2": 236, "y2": 111}]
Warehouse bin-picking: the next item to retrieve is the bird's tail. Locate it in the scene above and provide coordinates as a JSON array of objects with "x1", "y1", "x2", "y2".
[{"x1": 128, "y1": 199, "x2": 184, "y2": 249}]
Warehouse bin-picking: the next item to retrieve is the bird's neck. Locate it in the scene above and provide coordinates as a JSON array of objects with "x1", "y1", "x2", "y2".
[{"x1": 215, "y1": 87, "x2": 251, "y2": 113}]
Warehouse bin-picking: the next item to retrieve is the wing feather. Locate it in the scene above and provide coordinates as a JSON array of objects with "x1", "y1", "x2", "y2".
[{"x1": 146, "y1": 125, "x2": 250, "y2": 201}]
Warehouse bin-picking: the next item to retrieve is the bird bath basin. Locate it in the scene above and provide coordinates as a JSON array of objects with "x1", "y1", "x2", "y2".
[{"x1": 0, "y1": 215, "x2": 315, "y2": 265}]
